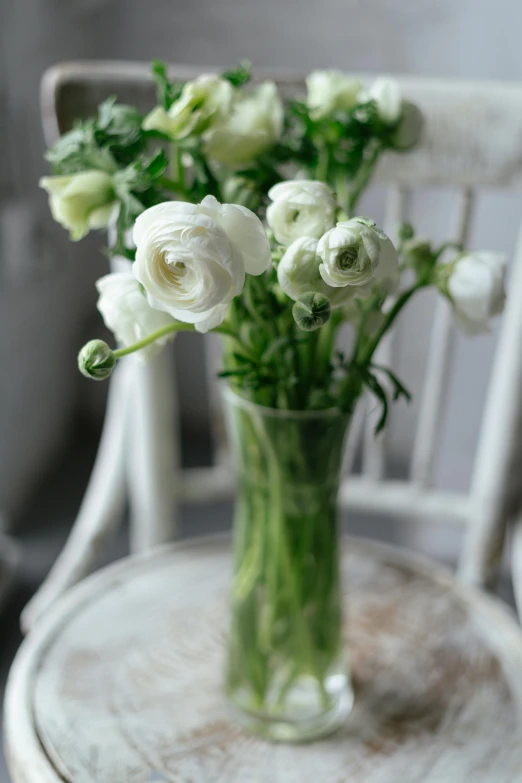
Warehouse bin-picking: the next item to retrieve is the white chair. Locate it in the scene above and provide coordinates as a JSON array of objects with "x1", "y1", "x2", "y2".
[{"x1": 21, "y1": 62, "x2": 522, "y2": 635}]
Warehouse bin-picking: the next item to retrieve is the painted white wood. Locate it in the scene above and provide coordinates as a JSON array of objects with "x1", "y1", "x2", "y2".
[
  {"x1": 459, "y1": 220, "x2": 522, "y2": 586},
  {"x1": 361, "y1": 186, "x2": 406, "y2": 480},
  {"x1": 6, "y1": 537, "x2": 522, "y2": 783},
  {"x1": 511, "y1": 514, "x2": 522, "y2": 619},
  {"x1": 20, "y1": 359, "x2": 131, "y2": 633},
  {"x1": 29, "y1": 61, "x2": 522, "y2": 622},
  {"x1": 127, "y1": 349, "x2": 179, "y2": 552},
  {"x1": 410, "y1": 189, "x2": 475, "y2": 487}
]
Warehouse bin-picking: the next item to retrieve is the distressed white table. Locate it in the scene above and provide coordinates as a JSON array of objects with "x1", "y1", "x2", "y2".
[{"x1": 5, "y1": 536, "x2": 522, "y2": 783}]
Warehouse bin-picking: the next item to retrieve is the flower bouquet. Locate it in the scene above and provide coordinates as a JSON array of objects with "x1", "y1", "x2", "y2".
[{"x1": 41, "y1": 62, "x2": 507, "y2": 741}]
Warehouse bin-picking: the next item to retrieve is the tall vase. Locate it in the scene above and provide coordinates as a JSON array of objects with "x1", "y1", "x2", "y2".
[{"x1": 223, "y1": 387, "x2": 354, "y2": 742}]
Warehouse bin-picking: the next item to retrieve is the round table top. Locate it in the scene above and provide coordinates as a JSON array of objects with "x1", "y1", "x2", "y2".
[{"x1": 5, "y1": 536, "x2": 522, "y2": 783}]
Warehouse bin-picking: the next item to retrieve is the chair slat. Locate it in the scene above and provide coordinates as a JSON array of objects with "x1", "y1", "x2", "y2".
[
  {"x1": 204, "y1": 334, "x2": 229, "y2": 467},
  {"x1": 410, "y1": 189, "x2": 475, "y2": 487},
  {"x1": 362, "y1": 185, "x2": 408, "y2": 479}
]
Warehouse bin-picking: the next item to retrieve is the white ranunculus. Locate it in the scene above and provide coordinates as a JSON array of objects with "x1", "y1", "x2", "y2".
[
  {"x1": 367, "y1": 77, "x2": 402, "y2": 125},
  {"x1": 204, "y1": 82, "x2": 283, "y2": 167},
  {"x1": 447, "y1": 252, "x2": 507, "y2": 335},
  {"x1": 143, "y1": 74, "x2": 233, "y2": 140},
  {"x1": 277, "y1": 236, "x2": 356, "y2": 308},
  {"x1": 306, "y1": 70, "x2": 362, "y2": 119},
  {"x1": 132, "y1": 196, "x2": 271, "y2": 333},
  {"x1": 96, "y1": 272, "x2": 177, "y2": 359},
  {"x1": 318, "y1": 217, "x2": 399, "y2": 293},
  {"x1": 267, "y1": 180, "x2": 337, "y2": 246},
  {"x1": 40, "y1": 170, "x2": 116, "y2": 240}
]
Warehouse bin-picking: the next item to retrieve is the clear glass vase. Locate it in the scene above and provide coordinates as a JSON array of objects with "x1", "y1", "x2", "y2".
[{"x1": 223, "y1": 387, "x2": 354, "y2": 742}]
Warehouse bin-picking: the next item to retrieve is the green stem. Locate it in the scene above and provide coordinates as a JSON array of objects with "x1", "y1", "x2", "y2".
[
  {"x1": 357, "y1": 285, "x2": 419, "y2": 366},
  {"x1": 347, "y1": 141, "x2": 382, "y2": 216},
  {"x1": 113, "y1": 322, "x2": 195, "y2": 357},
  {"x1": 158, "y1": 175, "x2": 189, "y2": 199},
  {"x1": 316, "y1": 145, "x2": 330, "y2": 182}
]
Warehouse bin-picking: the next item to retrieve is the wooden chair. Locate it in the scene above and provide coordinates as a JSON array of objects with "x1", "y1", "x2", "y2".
[
  {"x1": 22, "y1": 63, "x2": 522, "y2": 633},
  {"x1": 6, "y1": 60, "x2": 522, "y2": 783}
]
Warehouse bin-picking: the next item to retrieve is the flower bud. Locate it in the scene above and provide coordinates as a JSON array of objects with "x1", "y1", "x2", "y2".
[
  {"x1": 390, "y1": 101, "x2": 424, "y2": 150},
  {"x1": 78, "y1": 339, "x2": 116, "y2": 380},
  {"x1": 143, "y1": 75, "x2": 233, "y2": 140},
  {"x1": 39, "y1": 170, "x2": 116, "y2": 241},
  {"x1": 306, "y1": 70, "x2": 362, "y2": 120},
  {"x1": 292, "y1": 292, "x2": 331, "y2": 331}
]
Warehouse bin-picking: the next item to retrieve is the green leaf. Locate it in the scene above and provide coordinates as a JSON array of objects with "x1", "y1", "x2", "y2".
[
  {"x1": 94, "y1": 97, "x2": 146, "y2": 165},
  {"x1": 371, "y1": 363, "x2": 412, "y2": 402},
  {"x1": 221, "y1": 60, "x2": 252, "y2": 86},
  {"x1": 151, "y1": 60, "x2": 183, "y2": 110},
  {"x1": 46, "y1": 123, "x2": 117, "y2": 174},
  {"x1": 364, "y1": 372, "x2": 389, "y2": 434}
]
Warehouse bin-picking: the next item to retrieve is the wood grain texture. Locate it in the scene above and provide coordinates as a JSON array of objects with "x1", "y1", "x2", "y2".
[{"x1": 7, "y1": 537, "x2": 522, "y2": 783}]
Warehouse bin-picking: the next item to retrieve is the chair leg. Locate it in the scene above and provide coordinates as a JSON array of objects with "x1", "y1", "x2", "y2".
[
  {"x1": 127, "y1": 349, "x2": 179, "y2": 553},
  {"x1": 511, "y1": 513, "x2": 522, "y2": 620},
  {"x1": 20, "y1": 360, "x2": 131, "y2": 633}
]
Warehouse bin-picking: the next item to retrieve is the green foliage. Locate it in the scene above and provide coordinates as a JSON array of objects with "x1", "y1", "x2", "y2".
[
  {"x1": 221, "y1": 60, "x2": 252, "y2": 87},
  {"x1": 44, "y1": 62, "x2": 428, "y2": 415},
  {"x1": 151, "y1": 60, "x2": 183, "y2": 110}
]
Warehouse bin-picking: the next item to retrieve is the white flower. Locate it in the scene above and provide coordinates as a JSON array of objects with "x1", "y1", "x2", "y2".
[
  {"x1": 132, "y1": 196, "x2": 271, "y2": 333},
  {"x1": 267, "y1": 180, "x2": 337, "y2": 246},
  {"x1": 143, "y1": 74, "x2": 233, "y2": 140},
  {"x1": 277, "y1": 236, "x2": 356, "y2": 308},
  {"x1": 204, "y1": 82, "x2": 283, "y2": 167},
  {"x1": 306, "y1": 70, "x2": 362, "y2": 119},
  {"x1": 39, "y1": 170, "x2": 116, "y2": 240},
  {"x1": 96, "y1": 272, "x2": 177, "y2": 359},
  {"x1": 447, "y1": 252, "x2": 507, "y2": 335},
  {"x1": 366, "y1": 77, "x2": 402, "y2": 125},
  {"x1": 318, "y1": 217, "x2": 399, "y2": 293}
]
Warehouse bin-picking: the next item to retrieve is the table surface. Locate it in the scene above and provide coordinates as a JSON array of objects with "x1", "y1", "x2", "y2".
[{"x1": 6, "y1": 536, "x2": 522, "y2": 783}]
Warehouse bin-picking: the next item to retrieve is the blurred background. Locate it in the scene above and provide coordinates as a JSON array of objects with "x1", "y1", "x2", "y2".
[{"x1": 1, "y1": 0, "x2": 521, "y2": 776}]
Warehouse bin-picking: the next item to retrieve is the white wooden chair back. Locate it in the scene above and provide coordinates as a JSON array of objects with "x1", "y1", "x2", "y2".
[{"x1": 28, "y1": 62, "x2": 522, "y2": 633}]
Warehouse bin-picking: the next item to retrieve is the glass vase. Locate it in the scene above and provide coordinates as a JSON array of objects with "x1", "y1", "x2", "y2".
[{"x1": 223, "y1": 387, "x2": 354, "y2": 742}]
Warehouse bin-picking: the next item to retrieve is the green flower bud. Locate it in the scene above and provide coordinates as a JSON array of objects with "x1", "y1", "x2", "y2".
[
  {"x1": 398, "y1": 222, "x2": 415, "y2": 242},
  {"x1": 402, "y1": 237, "x2": 434, "y2": 276},
  {"x1": 292, "y1": 292, "x2": 331, "y2": 332},
  {"x1": 78, "y1": 339, "x2": 116, "y2": 380},
  {"x1": 390, "y1": 101, "x2": 424, "y2": 150}
]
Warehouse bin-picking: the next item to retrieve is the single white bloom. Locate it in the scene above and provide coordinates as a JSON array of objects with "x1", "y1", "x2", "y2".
[
  {"x1": 204, "y1": 82, "x2": 283, "y2": 167},
  {"x1": 96, "y1": 272, "x2": 177, "y2": 359},
  {"x1": 143, "y1": 74, "x2": 233, "y2": 140},
  {"x1": 318, "y1": 217, "x2": 399, "y2": 293},
  {"x1": 367, "y1": 77, "x2": 402, "y2": 125},
  {"x1": 306, "y1": 70, "x2": 362, "y2": 119},
  {"x1": 267, "y1": 180, "x2": 337, "y2": 246},
  {"x1": 277, "y1": 236, "x2": 356, "y2": 308},
  {"x1": 132, "y1": 196, "x2": 271, "y2": 333},
  {"x1": 39, "y1": 170, "x2": 116, "y2": 240},
  {"x1": 447, "y1": 252, "x2": 507, "y2": 335}
]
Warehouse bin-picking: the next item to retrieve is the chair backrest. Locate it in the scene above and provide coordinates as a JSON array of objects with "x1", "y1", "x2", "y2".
[{"x1": 41, "y1": 62, "x2": 522, "y2": 586}]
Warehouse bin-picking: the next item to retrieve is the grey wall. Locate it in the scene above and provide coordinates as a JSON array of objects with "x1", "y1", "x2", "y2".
[{"x1": 1, "y1": 0, "x2": 521, "y2": 528}]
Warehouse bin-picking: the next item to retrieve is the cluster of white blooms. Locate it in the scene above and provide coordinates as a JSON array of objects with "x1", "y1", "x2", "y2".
[
  {"x1": 144, "y1": 76, "x2": 283, "y2": 169},
  {"x1": 307, "y1": 72, "x2": 399, "y2": 125},
  {"x1": 94, "y1": 195, "x2": 272, "y2": 353},
  {"x1": 306, "y1": 71, "x2": 423, "y2": 149},
  {"x1": 269, "y1": 180, "x2": 399, "y2": 309}
]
